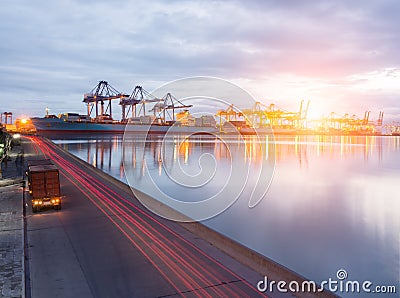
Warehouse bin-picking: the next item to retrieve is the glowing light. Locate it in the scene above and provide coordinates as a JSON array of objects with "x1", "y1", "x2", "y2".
[
  {"x1": 21, "y1": 118, "x2": 28, "y2": 124},
  {"x1": 307, "y1": 104, "x2": 326, "y2": 121},
  {"x1": 179, "y1": 139, "x2": 190, "y2": 164}
]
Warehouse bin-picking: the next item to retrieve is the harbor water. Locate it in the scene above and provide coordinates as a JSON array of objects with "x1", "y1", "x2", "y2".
[{"x1": 54, "y1": 135, "x2": 399, "y2": 297}]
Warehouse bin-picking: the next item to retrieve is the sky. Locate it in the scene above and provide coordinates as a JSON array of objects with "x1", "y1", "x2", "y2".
[{"x1": 1, "y1": 0, "x2": 399, "y2": 123}]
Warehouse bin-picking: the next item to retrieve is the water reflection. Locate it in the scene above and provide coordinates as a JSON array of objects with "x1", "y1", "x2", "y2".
[
  {"x1": 58, "y1": 135, "x2": 397, "y2": 168},
  {"x1": 55, "y1": 135, "x2": 400, "y2": 297},
  {"x1": 273, "y1": 135, "x2": 389, "y2": 165}
]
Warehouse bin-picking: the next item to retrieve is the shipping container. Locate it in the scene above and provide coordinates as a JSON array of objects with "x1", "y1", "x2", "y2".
[{"x1": 26, "y1": 160, "x2": 62, "y2": 213}]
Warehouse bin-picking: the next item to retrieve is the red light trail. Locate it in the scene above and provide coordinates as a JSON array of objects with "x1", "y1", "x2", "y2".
[{"x1": 26, "y1": 136, "x2": 266, "y2": 297}]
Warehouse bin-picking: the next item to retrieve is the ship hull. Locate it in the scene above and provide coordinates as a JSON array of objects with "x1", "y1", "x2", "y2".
[{"x1": 31, "y1": 117, "x2": 218, "y2": 136}]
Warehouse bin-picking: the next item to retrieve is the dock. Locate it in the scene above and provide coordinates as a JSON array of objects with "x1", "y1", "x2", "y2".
[{"x1": 1, "y1": 135, "x2": 337, "y2": 297}]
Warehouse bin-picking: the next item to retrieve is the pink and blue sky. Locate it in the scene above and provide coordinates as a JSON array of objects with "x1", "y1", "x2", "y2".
[{"x1": 1, "y1": 0, "x2": 399, "y2": 122}]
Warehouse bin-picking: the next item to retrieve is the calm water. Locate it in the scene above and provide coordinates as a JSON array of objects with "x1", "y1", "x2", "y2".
[{"x1": 54, "y1": 135, "x2": 399, "y2": 297}]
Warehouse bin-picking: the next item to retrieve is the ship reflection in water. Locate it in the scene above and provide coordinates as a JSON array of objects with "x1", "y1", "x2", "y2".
[{"x1": 55, "y1": 135, "x2": 399, "y2": 297}]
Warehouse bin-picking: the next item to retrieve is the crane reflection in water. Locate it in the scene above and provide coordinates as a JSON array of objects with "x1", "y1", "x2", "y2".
[{"x1": 57, "y1": 134, "x2": 396, "y2": 175}]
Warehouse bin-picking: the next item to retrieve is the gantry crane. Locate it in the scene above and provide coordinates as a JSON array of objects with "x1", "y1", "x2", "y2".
[
  {"x1": 83, "y1": 81, "x2": 129, "y2": 120},
  {"x1": 120, "y1": 86, "x2": 159, "y2": 120},
  {"x1": 377, "y1": 111, "x2": 384, "y2": 126},
  {"x1": 241, "y1": 100, "x2": 310, "y2": 129},
  {"x1": 1, "y1": 112, "x2": 13, "y2": 125},
  {"x1": 215, "y1": 104, "x2": 244, "y2": 123},
  {"x1": 149, "y1": 93, "x2": 192, "y2": 124},
  {"x1": 320, "y1": 110, "x2": 380, "y2": 134}
]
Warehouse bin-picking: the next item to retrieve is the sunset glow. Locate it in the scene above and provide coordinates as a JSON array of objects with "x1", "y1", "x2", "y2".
[{"x1": 0, "y1": 0, "x2": 399, "y2": 124}]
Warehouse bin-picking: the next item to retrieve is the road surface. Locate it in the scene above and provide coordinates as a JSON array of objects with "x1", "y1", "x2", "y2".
[{"x1": 23, "y1": 136, "x2": 270, "y2": 298}]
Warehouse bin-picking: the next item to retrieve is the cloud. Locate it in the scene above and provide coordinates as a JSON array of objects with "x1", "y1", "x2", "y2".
[{"x1": 0, "y1": 0, "x2": 399, "y2": 121}]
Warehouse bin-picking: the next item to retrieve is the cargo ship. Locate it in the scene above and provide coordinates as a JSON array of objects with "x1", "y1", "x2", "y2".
[
  {"x1": 31, "y1": 112, "x2": 218, "y2": 136},
  {"x1": 31, "y1": 81, "x2": 221, "y2": 136}
]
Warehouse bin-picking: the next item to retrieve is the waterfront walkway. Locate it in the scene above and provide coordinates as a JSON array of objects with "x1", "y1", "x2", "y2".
[{"x1": 0, "y1": 144, "x2": 24, "y2": 298}]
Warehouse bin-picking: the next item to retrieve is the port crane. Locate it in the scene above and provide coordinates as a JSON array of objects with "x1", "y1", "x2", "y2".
[
  {"x1": 241, "y1": 102, "x2": 270, "y2": 127},
  {"x1": 83, "y1": 81, "x2": 129, "y2": 120},
  {"x1": 149, "y1": 93, "x2": 193, "y2": 124},
  {"x1": 218, "y1": 100, "x2": 310, "y2": 129},
  {"x1": 120, "y1": 86, "x2": 164, "y2": 120},
  {"x1": 266, "y1": 100, "x2": 309, "y2": 128},
  {"x1": 1, "y1": 112, "x2": 13, "y2": 125},
  {"x1": 215, "y1": 104, "x2": 244, "y2": 121},
  {"x1": 316, "y1": 110, "x2": 384, "y2": 134},
  {"x1": 115, "y1": 85, "x2": 194, "y2": 123},
  {"x1": 377, "y1": 111, "x2": 384, "y2": 126}
]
